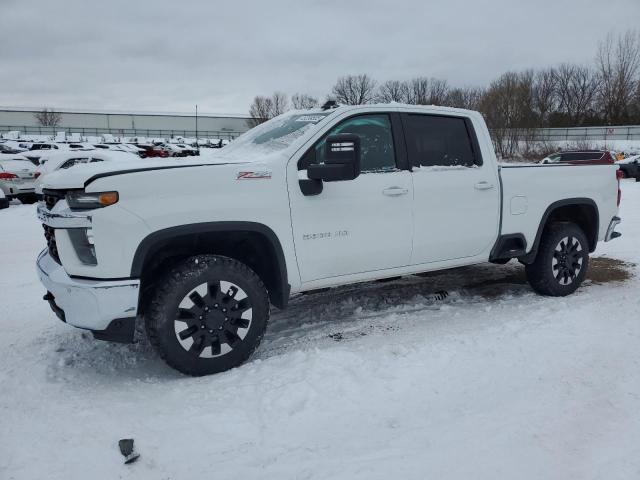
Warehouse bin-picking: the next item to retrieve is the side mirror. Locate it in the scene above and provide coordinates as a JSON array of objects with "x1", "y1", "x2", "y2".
[{"x1": 307, "y1": 134, "x2": 361, "y2": 182}]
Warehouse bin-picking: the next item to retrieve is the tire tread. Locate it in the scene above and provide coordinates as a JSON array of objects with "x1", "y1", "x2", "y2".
[{"x1": 145, "y1": 254, "x2": 269, "y2": 376}]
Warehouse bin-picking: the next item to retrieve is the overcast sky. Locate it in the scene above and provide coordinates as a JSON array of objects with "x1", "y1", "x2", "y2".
[{"x1": 1, "y1": 0, "x2": 639, "y2": 115}]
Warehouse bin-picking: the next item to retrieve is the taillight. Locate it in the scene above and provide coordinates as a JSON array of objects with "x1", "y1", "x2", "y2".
[
  {"x1": 0, "y1": 172, "x2": 18, "y2": 181},
  {"x1": 616, "y1": 169, "x2": 623, "y2": 206}
]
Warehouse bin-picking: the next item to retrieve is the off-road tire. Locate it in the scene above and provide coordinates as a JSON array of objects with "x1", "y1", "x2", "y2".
[
  {"x1": 525, "y1": 222, "x2": 589, "y2": 297},
  {"x1": 146, "y1": 255, "x2": 270, "y2": 376}
]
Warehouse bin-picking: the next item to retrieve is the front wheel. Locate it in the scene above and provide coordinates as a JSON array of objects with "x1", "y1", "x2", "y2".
[
  {"x1": 146, "y1": 255, "x2": 270, "y2": 376},
  {"x1": 525, "y1": 222, "x2": 589, "y2": 296}
]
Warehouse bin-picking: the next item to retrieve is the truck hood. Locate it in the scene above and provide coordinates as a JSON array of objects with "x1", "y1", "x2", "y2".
[{"x1": 38, "y1": 151, "x2": 282, "y2": 190}]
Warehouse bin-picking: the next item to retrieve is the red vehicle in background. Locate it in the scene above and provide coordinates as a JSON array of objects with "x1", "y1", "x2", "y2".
[
  {"x1": 136, "y1": 144, "x2": 170, "y2": 159},
  {"x1": 540, "y1": 150, "x2": 615, "y2": 165}
]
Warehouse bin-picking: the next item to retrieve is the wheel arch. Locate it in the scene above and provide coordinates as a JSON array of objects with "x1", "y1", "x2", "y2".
[
  {"x1": 520, "y1": 198, "x2": 599, "y2": 264},
  {"x1": 132, "y1": 222, "x2": 290, "y2": 310}
]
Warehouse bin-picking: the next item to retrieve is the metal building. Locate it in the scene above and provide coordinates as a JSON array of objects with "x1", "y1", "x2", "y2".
[{"x1": 0, "y1": 106, "x2": 252, "y2": 140}]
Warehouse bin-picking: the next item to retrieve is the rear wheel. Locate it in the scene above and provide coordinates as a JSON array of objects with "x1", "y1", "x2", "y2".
[
  {"x1": 525, "y1": 222, "x2": 589, "y2": 296},
  {"x1": 146, "y1": 255, "x2": 270, "y2": 376}
]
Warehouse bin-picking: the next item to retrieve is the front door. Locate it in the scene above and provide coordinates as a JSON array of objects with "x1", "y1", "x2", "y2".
[{"x1": 289, "y1": 113, "x2": 413, "y2": 283}]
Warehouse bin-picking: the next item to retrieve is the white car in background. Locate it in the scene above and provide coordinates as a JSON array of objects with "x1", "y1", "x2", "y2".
[
  {"x1": 0, "y1": 140, "x2": 31, "y2": 153},
  {"x1": 93, "y1": 143, "x2": 145, "y2": 156},
  {"x1": 35, "y1": 150, "x2": 141, "y2": 190},
  {"x1": 0, "y1": 189, "x2": 9, "y2": 209},
  {"x1": 161, "y1": 143, "x2": 186, "y2": 157},
  {"x1": 0, "y1": 155, "x2": 38, "y2": 203},
  {"x1": 23, "y1": 142, "x2": 93, "y2": 166}
]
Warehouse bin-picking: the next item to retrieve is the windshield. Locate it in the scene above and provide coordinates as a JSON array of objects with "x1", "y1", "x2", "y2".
[{"x1": 224, "y1": 111, "x2": 332, "y2": 156}]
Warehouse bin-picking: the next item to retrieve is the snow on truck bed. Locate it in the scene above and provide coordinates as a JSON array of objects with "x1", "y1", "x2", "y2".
[{"x1": 1, "y1": 183, "x2": 640, "y2": 479}]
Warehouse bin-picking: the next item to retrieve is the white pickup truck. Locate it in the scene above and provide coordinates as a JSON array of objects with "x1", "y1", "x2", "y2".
[{"x1": 36, "y1": 104, "x2": 622, "y2": 375}]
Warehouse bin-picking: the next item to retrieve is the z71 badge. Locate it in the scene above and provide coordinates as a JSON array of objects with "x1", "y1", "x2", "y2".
[{"x1": 236, "y1": 171, "x2": 272, "y2": 180}]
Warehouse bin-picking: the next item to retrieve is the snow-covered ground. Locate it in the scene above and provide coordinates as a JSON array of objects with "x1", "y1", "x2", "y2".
[{"x1": 1, "y1": 182, "x2": 639, "y2": 480}]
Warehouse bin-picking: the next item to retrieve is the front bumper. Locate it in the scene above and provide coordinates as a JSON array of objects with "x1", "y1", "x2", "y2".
[{"x1": 36, "y1": 249, "x2": 140, "y2": 332}]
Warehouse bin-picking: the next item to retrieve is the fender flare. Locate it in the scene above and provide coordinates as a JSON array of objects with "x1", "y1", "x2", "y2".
[
  {"x1": 131, "y1": 221, "x2": 290, "y2": 308},
  {"x1": 521, "y1": 198, "x2": 599, "y2": 263}
]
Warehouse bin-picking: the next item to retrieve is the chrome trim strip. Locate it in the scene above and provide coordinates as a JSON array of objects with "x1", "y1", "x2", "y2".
[{"x1": 37, "y1": 201, "x2": 92, "y2": 229}]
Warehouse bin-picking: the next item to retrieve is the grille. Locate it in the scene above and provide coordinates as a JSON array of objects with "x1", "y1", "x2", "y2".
[
  {"x1": 41, "y1": 189, "x2": 68, "y2": 265},
  {"x1": 43, "y1": 224, "x2": 61, "y2": 264},
  {"x1": 42, "y1": 189, "x2": 66, "y2": 211}
]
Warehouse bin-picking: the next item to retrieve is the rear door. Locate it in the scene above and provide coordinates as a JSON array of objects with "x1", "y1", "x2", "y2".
[
  {"x1": 289, "y1": 113, "x2": 413, "y2": 283},
  {"x1": 402, "y1": 113, "x2": 500, "y2": 265}
]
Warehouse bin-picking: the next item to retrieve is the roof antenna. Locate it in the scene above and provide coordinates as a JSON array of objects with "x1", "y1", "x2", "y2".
[{"x1": 321, "y1": 100, "x2": 339, "y2": 111}]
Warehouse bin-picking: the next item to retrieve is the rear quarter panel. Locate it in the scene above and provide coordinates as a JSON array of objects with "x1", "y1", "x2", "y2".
[{"x1": 500, "y1": 164, "x2": 619, "y2": 252}]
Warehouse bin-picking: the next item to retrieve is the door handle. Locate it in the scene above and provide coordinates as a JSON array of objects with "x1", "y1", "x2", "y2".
[
  {"x1": 382, "y1": 187, "x2": 409, "y2": 196},
  {"x1": 474, "y1": 181, "x2": 495, "y2": 190}
]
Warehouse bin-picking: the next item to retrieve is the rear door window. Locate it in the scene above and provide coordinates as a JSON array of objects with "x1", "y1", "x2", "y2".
[{"x1": 402, "y1": 114, "x2": 479, "y2": 167}]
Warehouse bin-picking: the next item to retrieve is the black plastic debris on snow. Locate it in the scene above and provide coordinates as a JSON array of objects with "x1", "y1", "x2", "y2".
[{"x1": 118, "y1": 438, "x2": 140, "y2": 464}]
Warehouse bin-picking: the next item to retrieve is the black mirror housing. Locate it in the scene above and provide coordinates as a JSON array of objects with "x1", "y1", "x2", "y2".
[{"x1": 307, "y1": 134, "x2": 361, "y2": 182}]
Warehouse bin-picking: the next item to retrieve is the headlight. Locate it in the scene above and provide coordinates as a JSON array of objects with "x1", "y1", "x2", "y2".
[{"x1": 66, "y1": 191, "x2": 118, "y2": 210}]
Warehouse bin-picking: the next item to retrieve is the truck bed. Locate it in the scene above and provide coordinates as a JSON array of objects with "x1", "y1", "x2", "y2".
[{"x1": 499, "y1": 163, "x2": 619, "y2": 254}]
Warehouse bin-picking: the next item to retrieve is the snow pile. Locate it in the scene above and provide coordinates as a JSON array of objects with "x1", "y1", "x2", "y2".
[{"x1": 0, "y1": 183, "x2": 639, "y2": 479}]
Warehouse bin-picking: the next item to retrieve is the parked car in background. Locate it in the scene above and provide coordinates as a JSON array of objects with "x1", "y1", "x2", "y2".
[
  {"x1": 540, "y1": 150, "x2": 615, "y2": 165},
  {"x1": 176, "y1": 143, "x2": 199, "y2": 156},
  {"x1": 136, "y1": 144, "x2": 170, "y2": 158},
  {"x1": 67, "y1": 143, "x2": 94, "y2": 150},
  {"x1": 35, "y1": 150, "x2": 141, "y2": 186},
  {"x1": 1, "y1": 140, "x2": 30, "y2": 153},
  {"x1": 162, "y1": 143, "x2": 187, "y2": 157},
  {"x1": 23, "y1": 142, "x2": 93, "y2": 166},
  {"x1": 616, "y1": 155, "x2": 640, "y2": 181},
  {"x1": 0, "y1": 189, "x2": 9, "y2": 209},
  {"x1": 0, "y1": 155, "x2": 38, "y2": 203},
  {"x1": 0, "y1": 143, "x2": 22, "y2": 154}
]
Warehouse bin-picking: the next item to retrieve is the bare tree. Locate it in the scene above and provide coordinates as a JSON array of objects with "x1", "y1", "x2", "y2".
[
  {"x1": 479, "y1": 71, "x2": 536, "y2": 158},
  {"x1": 427, "y1": 78, "x2": 449, "y2": 105},
  {"x1": 406, "y1": 77, "x2": 430, "y2": 104},
  {"x1": 376, "y1": 80, "x2": 409, "y2": 103},
  {"x1": 596, "y1": 30, "x2": 640, "y2": 124},
  {"x1": 271, "y1": 91, "x2": 289, "y2": 116},
  {"x1": 331, "y1": 74, "x2": 377, "y2": 105},
  {"x1": 403, "y1": 77, "x2": 449, "y2": 105},
  {"x1": 34, "y1": 108, "x2": 62, "y2": 127},
  {"x1": 444, "y1": 86, "x2": 485, "y2": 110},
  {"x1": 291, "y1": 93, "x2": 318, "y2": 109},
  {"x1": 554, "y1": 64, "x2": 600, "y2": 126},
  {"x1": 248, "y1": 96, "x2": 275, "y2": 127},
  {"x1": 532, "y1": 67, "x2": 558, "y2": 126},
  {"x1": 247, "y1": 92, "x2": 289, "y2": 127},
  {"x1": 633, "y1": 80, "x2": 640, "y2": 122}
]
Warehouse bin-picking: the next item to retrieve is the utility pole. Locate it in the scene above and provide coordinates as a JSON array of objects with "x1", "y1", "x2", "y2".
[{"x1": 195, "y1": 104, "x2": 198, "y2": 146}]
